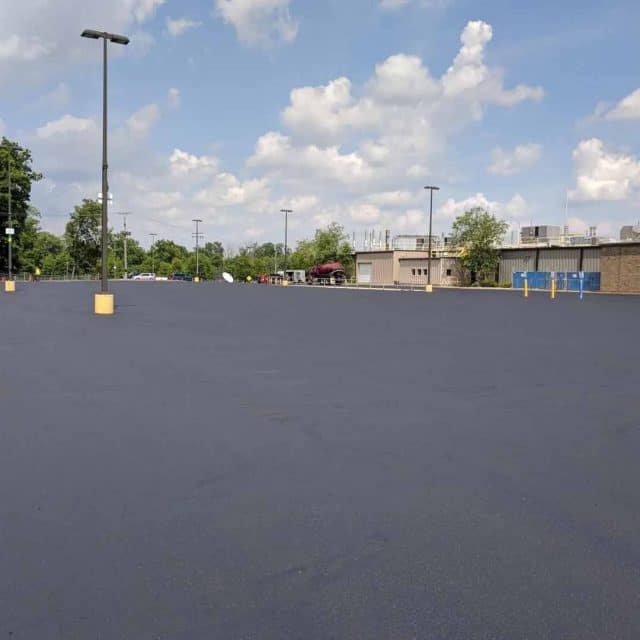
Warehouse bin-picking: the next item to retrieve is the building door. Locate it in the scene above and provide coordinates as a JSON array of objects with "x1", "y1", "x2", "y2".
[{"x1": 358, "y1": 262, "x2": 372, "y2": 284}]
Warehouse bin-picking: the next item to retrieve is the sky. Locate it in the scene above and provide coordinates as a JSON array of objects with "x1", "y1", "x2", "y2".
[{"x1": 1, "y1": 0, "x2": 640, "y2": 249}]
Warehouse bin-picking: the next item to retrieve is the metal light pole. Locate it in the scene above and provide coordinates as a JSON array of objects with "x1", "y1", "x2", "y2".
[
  {"x1": 424, "y1": 186, "x2": 439, "y2": 287},
  {"x1": 192, "y1": 219, "x2": 203, "y2": 279},
  {"x1": 149, "y1": 233, "x2": 157, "y2": 273},
  {"x1": 280, "y1": 209, "x2": 292, "y2": 272},
  {"x1": 81, "y1": 29, "x2": 129, "y2": 296},
  {"x1": 117, "y1": 211, "x2": 131, "y2": 277}
]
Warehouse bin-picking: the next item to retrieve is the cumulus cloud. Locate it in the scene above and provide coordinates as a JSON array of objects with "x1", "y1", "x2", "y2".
[
  {"x1": 0, "y1": 0, "x2": 163, "y2": 85},
  {"x1": 569, "y1": 138, "x2": 640, "y2": 202},
  {"x1": 36, "y1": 114, "x2": 96, "y2": 139},
  {"x1": 488, "y1": 143, "x2": 542, "y2": 176},
  {"x1": 215, "y1": 0, "x2": 298, "y2": 47},
  {"x1": 169, "y1": 149, "x2": 219, "y2": 178},
  {"x1": 126, "y1": 104, "x2": 161, "y2": 138},
  {"x1": 437, "y1": 192, "x2": 527, "y2": 221},
  {"x1": 604, "y1": 88, "x2": 640, "y2": 121},
  {"x1": 166, "y1": 17, "x2": 202, "y2": 37},
  {"x1": 252, "y1": 20, "x2": 543, "y2": 199}
]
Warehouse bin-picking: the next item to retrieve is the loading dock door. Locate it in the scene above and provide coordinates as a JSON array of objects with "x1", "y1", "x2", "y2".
[{"x1": 358, "y1": 262, "x2": 372, "y2": 284}]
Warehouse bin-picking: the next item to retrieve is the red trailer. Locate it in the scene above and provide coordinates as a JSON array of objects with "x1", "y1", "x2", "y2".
[{"x1": 307, "y1": 262, "x2": 346, "y2": 285}]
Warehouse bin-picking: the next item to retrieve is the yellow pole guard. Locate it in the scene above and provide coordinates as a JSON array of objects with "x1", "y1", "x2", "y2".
[
  {"x1": 524, "y1": 279, "x2": 528, "y2": 298},
  {"x1": 551, "y1": 278, "x2": 556, "y2": 300},
  {"x1": 4, "y1": 280, "x2": 16, "y2": 293}
]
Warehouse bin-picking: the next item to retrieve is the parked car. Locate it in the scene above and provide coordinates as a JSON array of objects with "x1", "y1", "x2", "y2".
[
  {"x1": 169, "y1": 272, "x2": 193, "y2": 281},
  {"x1": 132, "y1": 273, "x2": 156, "y2": 281}
]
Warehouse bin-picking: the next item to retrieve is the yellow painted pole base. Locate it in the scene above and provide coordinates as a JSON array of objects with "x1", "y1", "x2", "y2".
[
  {"x1": 282, "y1": 280, "x2": 289, "y2": 287},
  {"x1": 425, "y1": 284, "x2": 433, "y2": 293},
  {"x1": 193, "y1": 276, "x2": 200, "y2": 283},
  {"x1": 94, "y1": 293, "x2": 115, "y2": 315},
  {"x1": 4, "y1": 280, "x2": 16, "y2": 293}
]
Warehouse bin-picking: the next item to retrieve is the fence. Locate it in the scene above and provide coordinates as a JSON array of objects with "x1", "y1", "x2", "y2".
[{"x1": 512, "y1": 272, "x2": 601, "y2": 291}]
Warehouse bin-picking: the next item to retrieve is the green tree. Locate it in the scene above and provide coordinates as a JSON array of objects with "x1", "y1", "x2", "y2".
[
  {"x1": 0, "y1": 138, "x2": 43, "y2": 273},
  {"x1": 65, "y1": 199, "x2": 102, "y2": 276},
  {"x1": 288, "y1": 223, "x2": 354, "y2": 274},
  {"x1": 450, "y1": 207, "x2": 509, "y2": 284}
]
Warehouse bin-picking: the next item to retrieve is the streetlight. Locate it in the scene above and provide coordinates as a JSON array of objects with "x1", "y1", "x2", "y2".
[
  {"x1": 192, "y1": 219, "x2": 203, "y2": 281},
  {"x1": 149, "y1": 233, "x2": 157, "y2": 273},
  {"x1": 1, "y1": 145, "x2": 13, "y2": 286},
  {"x1": 424, "y1": 186, "x2": 439, "y2": 291},
  {"x1": 81, "y1": 29, "x2": 129, "y2": 314},
  {"x1": 280, "y1": 209, "x2": 293, "y2": 273},
  {"x1": 116, "y1": 211, "x2": 132, "y2": 278}
]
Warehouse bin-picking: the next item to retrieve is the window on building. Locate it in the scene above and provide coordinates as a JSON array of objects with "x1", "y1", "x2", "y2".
[
  {"x1": 446, "y1": 269, "x2": 452, "y2": 276},
  {"x1": 417, "y1": 269, "x2": 422, "y2": 275},
  {"x1": 411, "y1": 268, "x2": 416, "y2": 276}
]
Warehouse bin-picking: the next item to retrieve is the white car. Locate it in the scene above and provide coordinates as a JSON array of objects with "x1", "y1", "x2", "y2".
[{"x1": 132, "y1": 273, "x2": 156, "y2": 281}]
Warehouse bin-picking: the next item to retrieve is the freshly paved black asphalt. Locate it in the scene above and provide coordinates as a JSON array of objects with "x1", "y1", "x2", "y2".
[{"x1": 1, "y1": 282, "x2": 639, "y2": 639}]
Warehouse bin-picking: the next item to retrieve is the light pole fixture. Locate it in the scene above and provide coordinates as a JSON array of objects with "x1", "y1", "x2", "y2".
[
  {"x1": 280, "y1": 209, "x2": 293, "y2": 273},
  {"x1": 192, "y1": 219, "x2": 203, "y2": 281},
  {"x1": 424, "y1": 186, "x2": 439, "y2": 290},
  {"x1": 149, "y1": 233, "x2": 157, "y2": 273},
  {"x1": 81, "y1": 29, "x2": 129, "y2": 314}
]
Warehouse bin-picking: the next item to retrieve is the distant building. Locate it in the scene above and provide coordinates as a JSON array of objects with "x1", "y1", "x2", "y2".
[
  {"x1": 392, "y1": 235, "x2": 452, "y2": 252},
  {"x1": 520, "y1": 225, "x2": 561, "y2": 245},
  {"x1": 620, "y1": 225, "x2": 640, "y2": 241}
]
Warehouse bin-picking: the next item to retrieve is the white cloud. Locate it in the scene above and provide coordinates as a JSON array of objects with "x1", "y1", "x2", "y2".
[
  {"x1": 437, "y1": 192, "x2": 527, "y2": 221},
  {"x1": 249, "y1": 131, "x2": 373, "y2": 187},
  {"x1": 126, "y1": 104, "x2": 161, "y2": 138},
  {"x1": 36, "y1": 114, "x2": 96, "y2": 139},
  {"x1": 569, "y1": 138, "x2": 640, "y2": 202},
  {"x1": 0, "y1": 34, "x2": 50, "y2": 62},
  {"x1": 194, "y1": 173, "x2": 270, "y2": 209},
  {"x1": 37, "y1": 82, "x2": 72, "y2": 109},
  {"x1": 349, "y1": 204, "x2": 381, "y2": 223},
  {"x1": 0, "y1": 0, "x2": 164, "y2": 86},
  {"x1": 252, "y1": 20, "x2": 543, "y2": 199},
  {"x1": 167, "y1": 87, "x2": 181, "y2": 110},
  {"x1": 215, "y1": 0, "x2": 298, "y2": 47},
  {"x1": 604, "y1": 88, "x2": 640, "y2": 121},
  {"x1": 169, "y1": 149, "x2": 219, "y2": 178},
  {"x1": 488, "y1": 143, "x2": 542, "y2": 176},
  {"x1": 166, "y1": 17, "x2": 202, "y2": 37}
]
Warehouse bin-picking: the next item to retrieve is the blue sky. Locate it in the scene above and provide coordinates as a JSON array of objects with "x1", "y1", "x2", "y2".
[{"x1": 1, "y1": 0, "x2": 639, "y2": 248}]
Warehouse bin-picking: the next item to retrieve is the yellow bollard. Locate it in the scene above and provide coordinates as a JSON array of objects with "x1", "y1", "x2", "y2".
[
  {"x1": 524, "y1": 279, "x2": 529, "y2": 298},
  {"x1": 94, "y1": 293, "x2": 115, "y2": 315},
  {"x1": 425, "y1": 284, "x2": 433, "y2": 293},
  {"x1": 551, "y1": 277, "x2": 556, "y2": 300},
  {"x1": 4, "y1": 280, "x2": 16, "y2": 293},
  {"x1": 193, "y1": 276, "x2": 200, "y2": 283}
]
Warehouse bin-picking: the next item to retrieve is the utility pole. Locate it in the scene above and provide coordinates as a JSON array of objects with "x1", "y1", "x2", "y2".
[
  {"x1": 117, "y1": 212, "x2": 132, "y2": 277},
  {"x1": 149, "y1": 233, "x2": 157, "y2": 273},
  {"x1": 280, "y1": 209, "x2": 293, "y2": 272},
  {"x1": 424, "y1": 186, "x2": 440, "y2": 288},
  {"x1": 192, "y1": 219, "x2": 203, "y2": 279}
]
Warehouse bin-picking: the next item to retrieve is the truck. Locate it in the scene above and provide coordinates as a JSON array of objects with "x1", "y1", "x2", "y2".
[{"x1": 307, "y1": 262, "x2": 346, "y2": 285}]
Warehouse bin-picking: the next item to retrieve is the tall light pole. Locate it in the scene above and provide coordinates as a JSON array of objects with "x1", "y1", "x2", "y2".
[
  {"x1": 149, "y1": 233, "x2": 157, "y2": 273},
  {"x1": 116, "y1": 211, "x2": 131, "y2": 277},
  {"x1": 81, "y1": 29, "x2": 129, "y2": 312},
  {"x1": 280, "y1": 209, "x2": 292, "y2": 273},
  {"x1": 424, "y1": 186, "x2": 439, "y2": 288},
  {"x1": 192, "y1": 219, "x2": 203, "y2": 280},
  {"x1": 1, "y1": 146, "x2": 12, "y2": 280}
]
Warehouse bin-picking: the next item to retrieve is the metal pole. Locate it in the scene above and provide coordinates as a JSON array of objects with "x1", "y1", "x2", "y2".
[
  {"x1": 101, "y1": 35, "x2": 109, "y2": 293},
  {"x1": 192, "y1": 219, "x2": 203, "y2": 278},
  {"x1": 281, "y1": 209, "x2": 292, "y2": 273},
  {"x1": 150, "y1": 233, "x2": 157, "y2": 273},
  {"x1": 424, "y1": 186, "x2": 439, "y2": 286},
  {"x1": 7, "y1": 150, "x2": 11, "y2": 279}
]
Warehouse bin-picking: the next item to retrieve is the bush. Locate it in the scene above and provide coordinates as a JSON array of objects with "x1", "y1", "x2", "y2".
[
  {"x1": 479, "y1": 280, "x2": 498, "y2": 287},
  {"x1": 499, "y1": 282, "x2": 511, "y2": 288}
]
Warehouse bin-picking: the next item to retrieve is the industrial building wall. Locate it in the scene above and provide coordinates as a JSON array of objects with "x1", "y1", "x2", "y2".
[
  {"x1": 398, "y1": 258, "x2": 441, "y2": 285},
  {"x1": 582, "y1": 248, "x2": 600, "y2": 272},
  {"x1": 538, "y1": 248, "x2": 580, "y2": 273},
  {"x1": 499, "y1": 250, "x2": 537, "y2": 283},
  {"x1": 355, "y1": 252, "x2": 394, "y2": 284},
  {"x1": 601, "y1": 244, "x2": 640, "y2": 293}
]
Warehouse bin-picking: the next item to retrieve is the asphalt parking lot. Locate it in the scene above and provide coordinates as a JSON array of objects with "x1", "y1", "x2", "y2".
[{"x1": 1, "y1": 282, "x2": 639, "y2": 639}]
